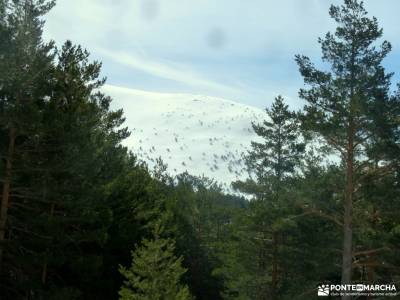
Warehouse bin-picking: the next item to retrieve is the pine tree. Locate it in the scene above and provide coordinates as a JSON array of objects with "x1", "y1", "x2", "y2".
[
  {"x1": 0, "y1": 0, "x2": 55, "y2": 271},
  {"x1": 30, "y1": 40, "x2": 129, "y2": 297},
  {"x1": 295, "y1": 0, "x2": 397, "y2": 293},
  {"x1": 232, "y1": 96, "x2": 304, "y2": 300},
  {"x1": 119, "y1": 224, "x2": 192, "y2": 300},
  {"x1": 247, "y1": 95, "x2": 304, "y2": 191},
  {"x1": 1, "y1": 2, "x2": 130, "y2": 295}
]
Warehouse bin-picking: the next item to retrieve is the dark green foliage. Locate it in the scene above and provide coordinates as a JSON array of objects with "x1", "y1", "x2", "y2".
[
  {"x1": 1, "y1": 0, "x2": 399, "y2": 299},
  {"x1": 228, "y1": 96, "x2": 306, "y2": 300},
  {"x1": 0, "y1": 1, "x2": 131, "y2": 298},
  {"x1": 249, "y1": 96, "x2": 304, "y2": 185},
  {"x1": 98, "y1": 158, "x2": 175, "y2": 300},
  {"x1": 171, "y1": 173, "x2": 244, "y2": 300}
]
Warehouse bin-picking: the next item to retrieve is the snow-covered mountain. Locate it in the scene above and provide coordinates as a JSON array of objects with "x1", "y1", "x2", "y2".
[{"x1": 104, "y1": 84, "x2": 265, "y2": 190}]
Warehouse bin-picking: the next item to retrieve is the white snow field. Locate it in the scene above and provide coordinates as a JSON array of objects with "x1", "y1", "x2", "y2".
[{"x1": 104, "y1": 84, "x2": 265, "y2": 190}]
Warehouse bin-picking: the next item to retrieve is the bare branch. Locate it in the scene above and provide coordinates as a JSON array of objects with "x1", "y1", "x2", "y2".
[{"x1": 353, "y1": 247, "x2": 389, "y2": 257}]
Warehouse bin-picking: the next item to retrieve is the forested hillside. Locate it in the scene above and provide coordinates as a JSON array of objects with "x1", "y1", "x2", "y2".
[{"x1": 0, "y1": 1, "x2": 399, "y2": 300}]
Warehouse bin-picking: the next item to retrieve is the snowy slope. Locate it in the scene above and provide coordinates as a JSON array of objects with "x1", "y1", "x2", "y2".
[{"x1": 104, "y1": 85, "x2": 265, "y2": 190}]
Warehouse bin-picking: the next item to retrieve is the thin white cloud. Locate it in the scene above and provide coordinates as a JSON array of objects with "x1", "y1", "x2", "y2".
[
  {"x1": 103, "y1": 84, "x2": 190, "y2": 100},
  {"x1": 98, "y1": 48, "x2": 240, "y2": 95}
]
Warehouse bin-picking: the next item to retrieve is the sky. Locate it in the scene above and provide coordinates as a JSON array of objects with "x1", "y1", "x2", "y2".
[{"x1": 43, "y1": 0, "x2": 400, "y2": 109}]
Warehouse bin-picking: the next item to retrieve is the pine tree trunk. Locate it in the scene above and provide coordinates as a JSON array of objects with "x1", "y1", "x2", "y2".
[
  {"x1": 42, "y1": 200, "x2": 55, "y2": 285},
  {"x1": 366, "y1": 255, "x2": 374, "y2": 300},
  {"x1": 271, "y1": 231, "x2": 278, "y2": 300},
  {"x1": 0, "y1": 127, "x2": 17, "y2": 270},
  {"x1": 341, "y1": 124, "x2": 354, "y2": 300},
  {"x1": 41, "y1": 262, "x2": 48, "y2": 284}
]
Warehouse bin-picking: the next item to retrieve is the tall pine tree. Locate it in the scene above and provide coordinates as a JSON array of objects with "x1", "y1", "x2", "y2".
[
  {"x1": 0, "y1": 0, "x2": 55, "y2": 271},
  {"x1": 232, "y1": 96, "x2": 304, "y2": 300},
  {"x1": 295, "y1": 0, "x2": 397, "y2": 294}
]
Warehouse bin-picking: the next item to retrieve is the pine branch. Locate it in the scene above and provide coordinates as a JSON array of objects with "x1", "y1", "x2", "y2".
[
  {"x1": 324, "y1": 135, "x2": 346, "y2": 158},
  {"x1": 11, "y1": 226, "x2": 52, "y2": 240},
  {"x1": 300, "y1": 205, "x2": 343, "y2": 227}
]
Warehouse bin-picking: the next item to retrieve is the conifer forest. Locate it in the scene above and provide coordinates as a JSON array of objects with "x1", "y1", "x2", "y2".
[{"x1": 0, "y1": 0, "x2": 400, "y2": 299}]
